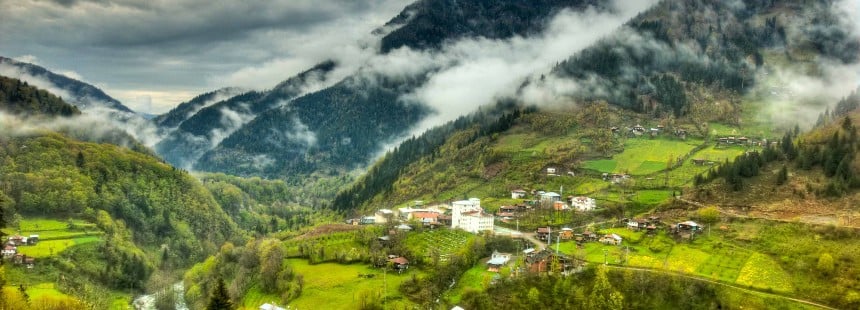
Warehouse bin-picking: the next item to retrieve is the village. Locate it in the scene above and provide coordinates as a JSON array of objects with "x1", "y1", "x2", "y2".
[
  {"x1": 347, "y1": 183, "x2": 708, "y2": 283},
  {"x1": 2, "y1": 234, "x2": 39, "y2": 269}
]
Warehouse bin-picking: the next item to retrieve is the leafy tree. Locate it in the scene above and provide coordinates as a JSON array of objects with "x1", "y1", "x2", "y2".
[
  {"x1": 206, "y1": 278, "x2": 234, "y2": 310},
  {"x1": 817, "y1": 253, "x2": 835, "y2": 276},
  {"x1": 589, "y1": 265, "x2": 624, "y2": 310},
  {"x1": 698, "y1": 206, "x2": 720, "y2": 236}
]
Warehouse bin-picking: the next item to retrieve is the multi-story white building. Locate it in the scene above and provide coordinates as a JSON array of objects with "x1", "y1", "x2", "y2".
[{"x1": 451, "y1": 198, "x2": 494, "y2": 233}]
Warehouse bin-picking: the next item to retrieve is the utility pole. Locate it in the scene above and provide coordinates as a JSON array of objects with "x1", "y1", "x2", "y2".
[
  {"x1": 603, "y1": 249, "x2": 608, "y2": 265},
  {"x1": 556, "y1": 234, "x2": 560, "y2": 255}
]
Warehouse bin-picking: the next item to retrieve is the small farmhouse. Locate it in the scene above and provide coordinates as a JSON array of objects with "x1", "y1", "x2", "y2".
[
  {"x1": 511, "y1": 189, "x2": 527, "y2": 199},
  {"x1": 600, "y1": 234, "x2": 623, "y2": 245},
  {"x1": 486, "y1": 250, "x2": 512, "y2": 272},
  {"x1": 570, "y1": 196, "x2": 596, "y2": 211}
]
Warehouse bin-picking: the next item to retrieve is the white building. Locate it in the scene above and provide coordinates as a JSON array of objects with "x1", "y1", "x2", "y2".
[
  {"x1": 374, "y1": 209, "x2": 394, "y2": 224},
  {"x1": 570, "y1": 196, "x2": 596, "y2": 211},
  {"x1": 511, "y1": 189, "x2": 527, "y2": 199},
  {"x1": 451, "y1": 198, "x2": 494, "y2": 233}
]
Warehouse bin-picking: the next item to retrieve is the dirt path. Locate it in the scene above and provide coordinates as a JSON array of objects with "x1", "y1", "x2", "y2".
[{"x1": 605, "y1": 265, "x2": 838, "y2": 310}]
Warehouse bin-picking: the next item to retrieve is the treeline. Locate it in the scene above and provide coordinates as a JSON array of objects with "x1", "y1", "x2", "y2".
[
  {"x1": 331, "y1": 104, "x2": 530, "y2": 211},
  {"x1": 816, "y1": 88, "x2": 860, "y2": 127},
  {"x1": 200, "y1": 173, "x2": 343, "y2": 235},
  {"x1": 0, "y1": 76, "x2": 80, "y2": 117},
  {"x1": 184, "y1": 238, "x2": 304, "y2": 309},
  {"x1": 697, "y1": 116, "x2": 860, "y2": 197}
]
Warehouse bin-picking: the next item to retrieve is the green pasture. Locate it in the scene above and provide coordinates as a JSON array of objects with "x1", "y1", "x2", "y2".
[
  {"x1": 582, "y1": 138, "x2": 701, "y2": 175},
  {"x1": 284, "y1": 259, "x2": 420, "y2": 310},
  {"x1": 560, "y1": 227, "x2": 796, "y2": 293},
  {"x1": 3, "y1": 218, "x2": 103, "y2": 258}
]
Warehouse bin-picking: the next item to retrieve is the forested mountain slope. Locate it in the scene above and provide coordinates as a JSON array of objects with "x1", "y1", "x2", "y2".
[
  {"x1": 379, "y1": 0, "x2": 604, "y2": 53},
  {"x1": 0, "y1": 76, "x2": 80, "y2": 117},
  {"x1": 153, "y1": 61, "x2": 337, "y2": 171},
  {"x1": 0, "y1": 56, "x2": 133, "y2": 113}
]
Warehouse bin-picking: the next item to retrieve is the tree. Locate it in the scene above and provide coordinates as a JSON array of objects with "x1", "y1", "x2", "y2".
[
  {"x1": 589, "y1": 265, "x2": 624, "y2": 310},
  {"x1": 698, "y1": 206, "x2": 720, "y2": 236},
  {"x1": 817, "y1": 253, "x2": 835, "y2": 276},
  {"x1": 776, "y1": 165, "x2": 788, "y2": 185},
  {"x1": 207, "y1": 278, "x2": 234, "y2": 310}
]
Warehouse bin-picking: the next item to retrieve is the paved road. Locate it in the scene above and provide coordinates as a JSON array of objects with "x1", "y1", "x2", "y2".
[{"x1": 520, "y1": 232, "x2": 545, "y2": 250}]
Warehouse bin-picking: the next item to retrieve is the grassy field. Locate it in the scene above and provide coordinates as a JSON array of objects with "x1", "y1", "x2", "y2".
[
  {"x1": 405, "y1": 229, "x2": 476, "y2": 264},
  {"x1": 560, "y1": 226, "x2": 798, "y2": 294},
  {"x1": 582, "y1": 138, "x2": 701, "y2": 175},
  {"x1": 447, "y1": 262, "x2": 501, "y2": 304},
  {"x1": 281, "y1": 259, "x2": 421, "y2": 310},
  {"x1": 3, "y1": 218, "x2": 103, "y2": 258}
]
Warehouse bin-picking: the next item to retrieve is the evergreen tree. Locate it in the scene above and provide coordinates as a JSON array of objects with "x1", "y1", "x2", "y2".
[
  {"x1": 777, "y1": 165, "x2": 788, "y2": 185},
  {"x1": 207, "y1": 278, "x2": 234, "y2": 310}
]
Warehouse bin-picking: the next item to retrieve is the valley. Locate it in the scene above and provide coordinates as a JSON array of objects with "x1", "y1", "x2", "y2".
[{"x1": 1, "y1": 0, "x2": 859, "y2": 309}]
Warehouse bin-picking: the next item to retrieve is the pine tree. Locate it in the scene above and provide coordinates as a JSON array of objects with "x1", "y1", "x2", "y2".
[
  {"x1": 207, "y1": 278, "x2": 234, "y2": 310},
  {"x1": 776, "y1": 165, "x2": 788, "y2": 185}
]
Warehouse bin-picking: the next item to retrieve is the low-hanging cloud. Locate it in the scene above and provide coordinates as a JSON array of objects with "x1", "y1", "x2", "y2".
[
  {"x1": 359, "y1": 0, "x2": 659, "y2": 142},
  {"x1": 0, "y1": 0, "x2": 413, "y2": 113}
]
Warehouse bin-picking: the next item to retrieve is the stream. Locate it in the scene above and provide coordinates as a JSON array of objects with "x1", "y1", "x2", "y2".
[{"x1": 132, "y1": 281, "x2": 188, "y2": 310}]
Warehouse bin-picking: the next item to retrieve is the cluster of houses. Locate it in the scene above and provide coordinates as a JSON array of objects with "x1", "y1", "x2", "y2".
[
  {"x1": 3, "y1": 234, "x2": 38, "y2": 268},
  {"x1": 351, "y1": 198, "x2": 495, "y2": 234},
  {"x1": 715, "y1": 136, "x2": 774, "y2": 147},
  {"x1": 611, "y1": 124, "x2": 689, "y2": 140}
]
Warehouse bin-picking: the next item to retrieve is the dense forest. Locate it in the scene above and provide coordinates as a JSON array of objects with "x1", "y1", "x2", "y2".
[
  {"x1": 331, "y1": 102, "x2": 527, "y2": 211},
  {"x1": 0, "y1": 131, "x2": 241, "y2": 291},
  {"x1": 379, "y1": 0, "x2": 602, "y2": 53},
  {"x1": 0, "y1": 76, "x2": 80, "y2": 117}
]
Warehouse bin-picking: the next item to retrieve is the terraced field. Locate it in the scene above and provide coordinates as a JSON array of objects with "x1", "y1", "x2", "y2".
[{"x1": 405, "y1": 229, "x2": 476, "y2": 263}]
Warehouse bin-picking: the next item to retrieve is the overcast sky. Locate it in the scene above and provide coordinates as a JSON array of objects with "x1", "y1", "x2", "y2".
[{"x1": 0, "y1": 0, "x2": 412, "y2": 114}]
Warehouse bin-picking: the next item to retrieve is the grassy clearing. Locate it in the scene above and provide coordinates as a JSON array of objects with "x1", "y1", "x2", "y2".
[
  {"x1": 3, "y1": 218, "x2": 103, "y2": 258},
  {"x1": 284, "y1": 259, "x2": 421, "y2": 310},
  {"x1": 735, "y1": 254, "x2": 795, "y2": 293},
  {"x1": 582, "y1": 138, "x2": 701, "y2": 175},
  {"x1": 447, "y1": 263, "x2": 500, "y2": 304}
]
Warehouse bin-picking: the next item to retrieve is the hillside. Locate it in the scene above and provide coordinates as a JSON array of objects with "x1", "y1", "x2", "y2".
[
  {"x1": 335, "y1": 0, "x2": 859, "y2": 213},
  {"x1": 0, "y1": 76, "x2": 80, "y2": 117},
  {"x1": 689, "y1": 94, "x2": 860, "y2": 227},
  {"x1": 0, "y1": 101, "x2": 242, "y2": 307},
  {"x1": 153, "y1": 0, "x2": 610, "y2": 179},
  {"x1": 153, "y1": 61, "x2": 336, "y2": 171},
  {"x1": 379, "y1": 0, "x2": 604, "y2": 53},
  {"x1": 0, "y1": 56, "x2": 133, "y2": 113}
]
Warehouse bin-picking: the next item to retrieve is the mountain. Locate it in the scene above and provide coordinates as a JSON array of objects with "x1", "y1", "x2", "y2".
[
  {"x1": 153, "y1": 61, "x2": 337, "y2": 170},
  {"x1": 379, "y1": 0, "x2": 603, "y2": 53},
  {"x1": 333, "y1": 0, "x2": 860, "y2": 212},
  {"x1": 152, "y1": 87, "x2": 246, "y2": 129},
  {"x1": 0, "y1": 56, "x2": 133, "y2": 113},
  {"x1": 0, "y1": 75, "x2": 81, "y2": 117},
  {"x1": 160, "y1": 0, "x2": 609, "y2": 179}
]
